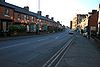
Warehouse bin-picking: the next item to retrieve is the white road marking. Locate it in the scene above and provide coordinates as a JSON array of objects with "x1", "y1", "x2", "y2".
[
  {"x1": 38, "y1": 38, "x2": 48, "y2": 41},
  {"x1": 0, "y1": 38, "x2": 49, "y2": 50},
  {"x1": 55, "y1": 36, "x2": 59, "y2": 39},
  {"x1": 42, "y1": 38, "x2": 74, "y2": 67},
  {"x1": 0, "y1": 42, "x2": 30, "y2": 50}
]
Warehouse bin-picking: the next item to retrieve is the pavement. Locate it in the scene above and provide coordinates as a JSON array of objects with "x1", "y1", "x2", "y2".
[
  {"x1": 0, "y1": 35, "x2": 35, "y2": 41},
  {"x1": 0, "y1": 33, "x2": 52, "y2": 41},
  {"x1": 58, "y1": 33, "x2": 100, "y2": 67},
  {"x1": 0, "y1": 32, "x2": 62, "y2": 41}
]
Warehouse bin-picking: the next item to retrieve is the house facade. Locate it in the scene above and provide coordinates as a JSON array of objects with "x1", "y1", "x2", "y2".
[
  {"x1": 0, "y1": 0, "x2": 63, "y2": 36},
  {"x1": 88, "y1": 10, "x2": 99, "y2": 36},
  {"x1": 0, "y1": 1, "x2": 14, "y2": 36}
]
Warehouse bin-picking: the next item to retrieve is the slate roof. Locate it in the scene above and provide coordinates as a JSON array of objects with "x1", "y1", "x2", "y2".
[{"x1": 0, "y1": 1, "x2": 55, "y2": 22}]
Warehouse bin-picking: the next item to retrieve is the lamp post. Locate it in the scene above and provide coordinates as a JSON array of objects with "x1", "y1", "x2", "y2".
[
  {"x1": 38, "y1": 0, "x2": 40, "y2": 11},
  {"x1": 36, "y1": 0, "x2": 41, "y2": 34}
]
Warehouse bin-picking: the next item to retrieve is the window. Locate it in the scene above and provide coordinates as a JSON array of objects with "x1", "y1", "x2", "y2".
[
  {"x1": 32, "y1": 17, "x2": 34, "y2": 22},
  {"x1": 24, "y1": 15, "x2": 26, "y2": 20},
  {"x1": 24, "y1": 15, "x2": 29, "y2": 20},
  {"x1": 26, "y1": 15, "x2": 29, "y2": 20},
  {"x1": 18, "y1": 14, "x2": 21, "y2": 20},
  {"x1": 4, "y1": 8, "x2": 9, "y2": 16}
]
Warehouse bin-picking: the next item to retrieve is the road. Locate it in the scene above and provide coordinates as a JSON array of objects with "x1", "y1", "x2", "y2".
[{"x1": 0, "y1": 29, "x2": 73, "y2": 67}]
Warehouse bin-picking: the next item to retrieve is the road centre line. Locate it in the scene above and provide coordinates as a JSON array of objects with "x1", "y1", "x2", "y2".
[
  {"x1": 55, "y1": 36, "x2": 60, "y2": 39},
  {"x1": 0, "y1": 38, "x2": 48, "y2": 50},
  {"x1": 0, "y1": 42, "x2": 30, "y2": 50},
  {"x1": 38, "y1": 38, "x2": 48, "y2": 41},
  {"x1": 42, "y1": 37, "x2": 74, "y2": 67}
]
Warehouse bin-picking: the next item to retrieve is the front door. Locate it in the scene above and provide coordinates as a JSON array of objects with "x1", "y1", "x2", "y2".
[
  {"x1": 0, "y1": 21, "x2": 9, "y2": 36},
  {"x1": 2, "y1": 21, "x2": 7, "y2": 32}
]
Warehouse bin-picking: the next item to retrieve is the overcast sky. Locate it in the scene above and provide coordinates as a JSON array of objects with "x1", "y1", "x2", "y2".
[{"x1": 6, "y1": 0, "x2": 100, "y2": 26}]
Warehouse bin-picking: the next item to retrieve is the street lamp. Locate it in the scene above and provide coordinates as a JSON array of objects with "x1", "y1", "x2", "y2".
[{"x1": 38, "y1": 0, "x2": 40, "y2": 11}]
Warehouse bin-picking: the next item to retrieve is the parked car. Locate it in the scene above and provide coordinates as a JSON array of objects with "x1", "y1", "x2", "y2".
[
  {"x1": 69, "y1": 30, "x2": 74, "y2": 34},
  {"x1": 83, "y1": 32, "x2": 88, "y2": 37}
]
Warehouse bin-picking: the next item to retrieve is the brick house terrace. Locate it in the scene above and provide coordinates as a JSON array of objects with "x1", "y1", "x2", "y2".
[{"x1": 0, "y1": 0, "x2": 63, "y2": 36}]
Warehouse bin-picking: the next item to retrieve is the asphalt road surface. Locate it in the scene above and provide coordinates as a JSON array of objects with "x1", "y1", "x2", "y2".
[{"x1": 0, "y1": 29, "x2": 73, "y2": 67}]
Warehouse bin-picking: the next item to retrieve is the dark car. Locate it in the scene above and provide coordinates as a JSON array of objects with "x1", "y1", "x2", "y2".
[{"x1": 69, "y1": 30, "x2": 74, "y2": 34}]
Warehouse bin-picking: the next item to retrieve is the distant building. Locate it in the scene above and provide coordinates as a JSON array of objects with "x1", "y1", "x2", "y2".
[
  {"x1": 71, "y1": 17, "x2": 77, "y2": 31},
  {"x1": 70, "y1": 14, "x2": 88, "y2": 32},
  {"x1": 77, "y1": 14, "x2": 88, "y2": 30}
]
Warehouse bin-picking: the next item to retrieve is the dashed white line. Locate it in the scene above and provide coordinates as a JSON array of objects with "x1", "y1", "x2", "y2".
[
  {"x1": 0, "y1": 42, "x2": 29, "y2": 50},
  {"x1": 55, "y1": 36, "x2": 59, "y2": 39},
  {"x1": 38, "y1": 38, "x2": 48, "y2": 41},
  {"x1": 0, "y1": 38, "x2": 48, "y2": 50}
]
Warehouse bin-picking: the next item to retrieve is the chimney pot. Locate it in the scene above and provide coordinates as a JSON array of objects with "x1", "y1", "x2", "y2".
[
  {"x1": 24, "y1": 6, "x2": 29, "y2": 11},
  {"x1": 37, "y1": 11, "x2": 42, "y2": 16},
  {"x1": 92, "y1": 10, "x2": 97, "y2": 13},
  {"x1": 51, "y1": 17, "x2": 54, "y2": 20},
  {"x1": 46, "y1": 15, "x2": 49, "y2": 19}
]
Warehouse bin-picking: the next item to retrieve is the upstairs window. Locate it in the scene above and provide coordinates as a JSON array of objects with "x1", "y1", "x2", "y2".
[
  {"x1": 26, "y1": 15, "x2": 29, "y2": 20},
  {"x1": 32, "y1": 17, "x2": 34, "y2": 22},
  {"x1": 24, "y1": 15, "x2": 26, "y2": 20},
  {"x1": 18, "y1": 14, "x2": 21, "y2": 20},
  {"x1": 4, "y1": 8, "x2": 9, "y2": 16}
]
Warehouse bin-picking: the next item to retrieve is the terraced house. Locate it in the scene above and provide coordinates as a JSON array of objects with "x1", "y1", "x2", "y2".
[{"x1": 0, "y1": 0, "x2": 63, "y2": 37}]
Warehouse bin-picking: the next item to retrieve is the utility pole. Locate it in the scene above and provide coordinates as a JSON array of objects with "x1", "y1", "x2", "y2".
[
  {"x1": 36, "y1": 0, "x2": 41, "y2": 34},
  {"x1": 38, "y1": 0, "x2": 40, "y2": 11}
]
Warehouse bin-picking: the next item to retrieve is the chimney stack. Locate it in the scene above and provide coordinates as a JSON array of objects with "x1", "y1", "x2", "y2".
[
  {"x1": 92, "y1": 10, "x2": 97, "y2": 14},
  {"x1": 51, "y1": 17, "x2": 54, "y2": 21},
  {"x1": 37, "y1": 11, "x2": 42, "y2": 16},
  {"x1": 46, "y1": 15, "x2": 49, "y2": 19},
  {"x1": 24, "y1": 6, "x2": 29, "y2": 11}
]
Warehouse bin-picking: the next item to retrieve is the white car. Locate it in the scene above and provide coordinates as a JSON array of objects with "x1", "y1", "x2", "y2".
[{"x1": 83, "y1": 32, "x2": 88, "y2": 37}]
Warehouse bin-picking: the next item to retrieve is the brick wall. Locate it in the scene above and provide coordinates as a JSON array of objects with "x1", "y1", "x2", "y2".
[
  {"x1": 89, "y1": 10, "x2": 99, "y2": 32},
  {"x1": 0, "y1": 6, "x2": 14, "y2": 20}
]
